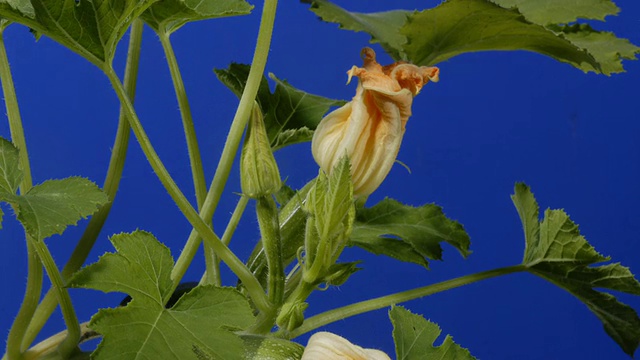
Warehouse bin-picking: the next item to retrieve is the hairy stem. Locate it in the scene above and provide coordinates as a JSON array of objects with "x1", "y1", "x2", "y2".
[
  {"x1": 288, "y1": 265, "x2": 527, "y2": 338},
  {"x1": 257, "y1": 197, "x2": 284, "y2": 307},
  {"x1": 30, "y1": 242, "x2": 80, "y2": 359},
  {"x1": 158, "y1": 32, "x2": 207, "y2": 209},
  {"x1": 200, "y1": 195, "x2": 249, "y2": 285},
  {"x1": 104, "y1": 66, "x2": 270, "y2": 313},
  {"x1": 170, "y1": 0, "x2": 279, "y2": 291},
  {"x1": 0, "y1": 22, "x2": 42, "y2": 360},
  {"x1": 20, "y1": 19, "x2": 144, "y2": 351}
]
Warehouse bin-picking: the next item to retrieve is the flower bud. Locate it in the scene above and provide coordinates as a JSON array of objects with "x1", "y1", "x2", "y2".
[
  {"x1": 301, "y1": 332, "x2": 391, "y2": 360},
  {"x1": 241, "y1": 101, "x2": 281, "y2": 198},
  {"x1": 312, "y1": 47, "x2": 439, "y2": 197}
]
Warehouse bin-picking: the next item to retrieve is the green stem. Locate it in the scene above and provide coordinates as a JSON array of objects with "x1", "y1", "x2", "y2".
[
  {"x1": 158, "y1": 31, "x2": 218, "y2": 285},
  {"x1": 157, "y1": 32, "x2": 207, "y2": 208},
  {"x1": 200, "y1": 0, "x2": 278, "y2": 222},
  {"x1": 257, "y1": 197, "x2": 284, "y2": 307},
  {"x1": 0, "y1": 22, "x2": 42, "y2": 360},
  {"x1": 103, "y1": 66, "x2": 270, "y2": 314},
  {"x1": 201, "y1": 195, "x2": 249, "y2": 285},
  {"x1": 288, "y1": 265, "x2": 527, "y2": 338},
  {"x1": 30, "y1": 241, "x2": 80, "y2": 359},
  {"x1": 170, "y1": 0, "x2": 278, "y2": 290},
  {"x1": 20, "y1": 20, "x2": 143, "y2": 351}
]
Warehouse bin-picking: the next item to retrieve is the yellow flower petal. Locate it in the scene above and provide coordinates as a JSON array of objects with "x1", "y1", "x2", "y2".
[
  {"x1": 312, "y1": 48, "x2": 439, "y2": 197},
  {"x1": 301, "y1": 332, "x2": 391, "y2": 360}
]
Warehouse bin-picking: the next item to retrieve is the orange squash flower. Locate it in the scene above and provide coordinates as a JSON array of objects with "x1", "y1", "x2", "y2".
[{"x1": 312, "y1": 48, "x2": 439, "y2": 197}]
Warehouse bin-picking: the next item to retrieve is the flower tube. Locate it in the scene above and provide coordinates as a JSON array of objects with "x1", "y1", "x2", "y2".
[
  {"x1": 301, "y1": 332, "x2": 391, "y2": 360},
  {"x1": 312, "y1": 47, "x2": 439, "y2": 197}
]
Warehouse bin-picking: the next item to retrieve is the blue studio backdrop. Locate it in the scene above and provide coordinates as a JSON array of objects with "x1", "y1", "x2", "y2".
[{"x1": 0, "y1": 1, "x2": 639, "y2": 359}]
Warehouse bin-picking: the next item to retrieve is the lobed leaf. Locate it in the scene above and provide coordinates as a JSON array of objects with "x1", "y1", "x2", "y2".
[
  {"x1": 350, "y1": 198, "x2": 470, "y2": 269},
  {"x1": 141, "y1": 0, "x2": 252, "y2": 35},
  {"x1": 0, "y1": 177, "x2": 108, "y2": 241},
  {"x1": 309, "y1": 0, "x2": 410, "y2": 60},
  {"x1": 390, "y1": 306, "x2": 476, "y2": 360},
  {"x1": 401, "y1": 0, "x2": 599, "y2": 69},
  {"x1": 215, "y1": 63, "x2": 345, "y2": 150},
  {"x1": 512, "y1": 183, "x2": 640, "y2": 356},
  {"x1": 0, "y1": 0, "x2": 158, "y2": 65},
  {"x1": 489, "y1": 0, "x2": 619, "y2": 25},
  {"x1": 548, "y1": 24, "x2": 640, "y2": 75},
  {"x1": 70, "y1": 231, "x2": 254, "y2": 360},
  {"x1": 305, "y1": 0, "x2": 639, "y2": 74}
]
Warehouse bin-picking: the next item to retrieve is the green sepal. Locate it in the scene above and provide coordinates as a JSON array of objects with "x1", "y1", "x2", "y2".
[{"x1": 241, "y1": 102, "x2": 282, "y2": 198}]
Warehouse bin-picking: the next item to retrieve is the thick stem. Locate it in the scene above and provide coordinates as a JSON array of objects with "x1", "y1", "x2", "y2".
[
  {"x1": 170, "y1": 0, "x2": 278, "y2": 292},
  {"x1": 20, "y1": 20, "x2": 143, "y2": 351},
  {"x1": 0, "y1": 22, "x2": 42, "y2": 360},
  {"x1": 257, "y1": 197, "x2": 284, "y2": 307},
  {"x1": 288, "y1": 265, "x2": 527, "y2": 338},
  {"x1": 104, "y1": 67, "x2": 270, "y2": 314}
]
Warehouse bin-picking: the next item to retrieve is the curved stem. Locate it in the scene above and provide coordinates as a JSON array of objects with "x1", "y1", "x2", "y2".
[
  {"x1": 20, "y1": 19, "x2": 143, "y2": 351},
  {"x1": 170, "y1": 0, "x2": 278, "y2": 291},
  {"x1": 0, "y1": 22, "x2": 42, "y2": 360},
  {"x1": 104, "y1": 67, "x2": 270, "y2": 314},
  {"x1": 30, "y1": 241, "x2": 80, "y2": 359},
  {"x1": 288, "y1": 265, "x2": 527, "y2": 338}
]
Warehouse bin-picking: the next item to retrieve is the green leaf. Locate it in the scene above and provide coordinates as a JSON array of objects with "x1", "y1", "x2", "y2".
[
  {"x1": 390, "y1": 305, "x2": 476, "y2": 360},
  {"x1": 401, "y1": 0, "x2": 599, "y2": 70},
  {"x1": 70, "y1": 231, "x2": 254, "y2": 360},
  {"x1": 0, "y1": 0, "x2": 34, "y2": 19},
  {"x1": 489, "y1": 0, "x2": 619, "y2": 24},
  {"x1": 215, "y1": 64, "x2": 345, "y2": 150},
  {"x1": 512, "y1": 183, "x2": 640, "y2": 356},
  {"x1": 0, "y1": 177, "x2": 108, "y2": 241},
  {"x1": 350, "y1": 199, "x2": 470, "y2": 269},
  {"x1": 548, "y1": 24, "x2": 640, "y2": 75},
  {"x1": 0, "y1": 137, "x2": 22, "y2": 195},
  {"x1": 308, "y1": 0, "x2": 410, "y2": 60},
  {"x1": 0, "y1": 0, "x2": 157, "y2": 65},
  {"x1": 141, "y1": 0, "x2": 252, "y2": 35}
]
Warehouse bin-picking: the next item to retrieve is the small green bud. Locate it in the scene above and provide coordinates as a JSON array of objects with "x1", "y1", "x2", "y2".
[
  {"x1": 276, "y1": 301, "x2": 308, "y2": 332},
  {"x1": 240, "y1": 101, "x2": 281, "y2": 198}
]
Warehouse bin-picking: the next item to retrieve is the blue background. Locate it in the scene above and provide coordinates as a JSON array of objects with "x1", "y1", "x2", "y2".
[{"x1": 1, "y1": 1, "x2": 639, "y2": 359}]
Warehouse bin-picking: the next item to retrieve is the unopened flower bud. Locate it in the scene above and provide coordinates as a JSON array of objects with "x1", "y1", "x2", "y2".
[{"x1": 241, "y1": 101, "x2": 281, "y2": 198}]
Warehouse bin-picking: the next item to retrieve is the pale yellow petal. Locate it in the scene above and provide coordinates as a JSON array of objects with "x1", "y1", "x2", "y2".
[{"x1": 301, "y1": 332, "x2": 391, "y2": 360}]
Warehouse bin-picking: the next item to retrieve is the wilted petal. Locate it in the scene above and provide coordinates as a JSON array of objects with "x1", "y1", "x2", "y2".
[
  {"x1": 312, "y1": 48, "x2": 439, "y2": 197},
  {"x1": 301, "y1": 332, "x2": 391, "y2": 360}
]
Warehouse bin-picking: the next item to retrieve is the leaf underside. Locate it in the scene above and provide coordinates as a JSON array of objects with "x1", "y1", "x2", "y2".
[{"x1": 307, "y1": 0, "x2": 639, "y2": 74}]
